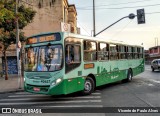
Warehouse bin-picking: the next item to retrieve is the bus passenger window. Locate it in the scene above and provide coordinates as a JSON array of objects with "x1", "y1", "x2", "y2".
[
  {"x1": 138, "y1": 47, "x2": 143, "y2": 58},
  {"x1": 132, "y1": 47, "x2": 138, "y2": 59},
  {"x1": 127, "y1": 46, "x2": 133, "y2": 59},
  {"x1": 83, "y1": 41, "x2": 97, "y2": 61},
  {"x1": 118, "y1": 46, "x2": 126, "y2": 59},
  {"x1": 110, "y1": 44, "x2": 118, "y2": 60},
  {"x1": 98, "y1": 43, "x2": 109, "y2": 60}
]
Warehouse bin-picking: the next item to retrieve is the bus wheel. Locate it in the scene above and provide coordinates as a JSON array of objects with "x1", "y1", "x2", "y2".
[
  {"x1": 127, "y1": 69, "x2": 132, "y2": 82},
  {"x1": 82, "y1": 77, "x2": 95, "y2": 95}
]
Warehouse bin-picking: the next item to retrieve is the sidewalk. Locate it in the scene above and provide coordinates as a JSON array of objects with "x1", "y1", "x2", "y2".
[{"x1": 0, "y1": 74, "x2": 24, "y2": 93}]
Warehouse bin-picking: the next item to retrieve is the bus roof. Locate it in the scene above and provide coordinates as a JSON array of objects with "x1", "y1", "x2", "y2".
[
  {"x1": 67, "y1": 32, "x2": 143, "y2": 47},
  {"x1": 27, "y1": 32, "x2": 143, "y2": 48}
]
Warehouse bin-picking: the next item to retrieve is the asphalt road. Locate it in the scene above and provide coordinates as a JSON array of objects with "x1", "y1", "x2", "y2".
[{"x1": 0, "y1": 65, "x2": 160, "y2": 116}]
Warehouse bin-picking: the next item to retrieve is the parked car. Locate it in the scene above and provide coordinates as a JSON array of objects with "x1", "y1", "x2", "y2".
[{"x1": 151, "y1": 59, "x2": 160, "y2": 71}]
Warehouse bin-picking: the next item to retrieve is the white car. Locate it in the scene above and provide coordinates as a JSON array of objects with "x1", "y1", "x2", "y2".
[{"x1": 151, "y1": 59, "x2": 160, "y2": 71}]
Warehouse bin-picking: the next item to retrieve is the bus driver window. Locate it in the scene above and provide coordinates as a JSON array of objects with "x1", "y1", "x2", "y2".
[
  {"x1": 65, "y1": 44, "x2": 81, "y2": 73},
  {"x1": 65, "y1": 45, "x2": 74, "y2": 63}
]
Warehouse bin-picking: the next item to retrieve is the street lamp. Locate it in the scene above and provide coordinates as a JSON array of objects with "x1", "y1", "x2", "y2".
[
  {"x1": 94, "y1": 13, "x2": 136, "y2": 37},
  {"x1": 128, "y1": 13, "x2": 136, "y2": 19}
]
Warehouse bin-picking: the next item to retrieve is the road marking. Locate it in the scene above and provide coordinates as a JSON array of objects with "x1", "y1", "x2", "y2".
[
  {"x1": 8, "y1": 94, "x2": 47, "y2": 97},
  {"x1": 92, "y1": 92, "x2": 101, "y2": 95},
  {"x1": 139, "y1": 81, "x2": 155, "y2": 87},
  {"x1": 150, "y1": 79, "x2": 160, "y2": 84},
  {"x1": 15, "y1": 92, "x2": 31, "y2": 95},
  {"x1": 147, "y1": 84, "x2": 154, "y2": 86},
  {"x1": 0, "y1": 100, "x2": 102, "y2": 106},
  {"x1": 0, "y1": 96, "x2": 101, "y2": 101},
  {"x1": 9, "y1": 93, "x2": 101, "y2": 98}
]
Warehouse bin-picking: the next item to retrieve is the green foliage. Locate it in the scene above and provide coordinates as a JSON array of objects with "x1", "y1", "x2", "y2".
[
  {"x1": 0, "y1": 0, "x2": 36, "y2": 46},
  {"x1": 18, "y1": 5, "x2": 36, "y2": 29},
  {"x1": 0, "y1": 0, "x2": 36, "y2": 79}
]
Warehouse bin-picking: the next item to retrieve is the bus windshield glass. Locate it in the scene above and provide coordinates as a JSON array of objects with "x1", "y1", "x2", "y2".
[{"x1": 25, "y1": 45, "x2": 62, "y2": 72}]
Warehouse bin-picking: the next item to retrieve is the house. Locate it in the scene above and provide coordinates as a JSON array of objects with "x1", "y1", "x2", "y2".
[{"x1": 148, "y1": 46, "x2": 160, "y2": 61}]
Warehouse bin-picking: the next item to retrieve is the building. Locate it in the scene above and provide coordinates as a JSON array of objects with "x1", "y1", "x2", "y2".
[
  {"x1": 0, "y1": 0, "x2": 79, "y2": 74},
  {"x1": 148, "y1": 46, "x2": 160, "y2": 61},
  {"x1": 22, "y1": 0, "x2": 79, "y2": 37},
  {"x1": 144, "y1": 46, "x2": 160, "y2": 64},
  {"x1": 144, "y1": 50, "x2": 150, "y2": 64}
]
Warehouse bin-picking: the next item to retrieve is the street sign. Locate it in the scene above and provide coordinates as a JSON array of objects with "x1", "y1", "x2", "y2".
[
  {"x1": 61, "y1": 22, "x2": 71, "y2": 32},
  {"x1": 18, "y1": 41, "x2": 21, "y2": 48}
]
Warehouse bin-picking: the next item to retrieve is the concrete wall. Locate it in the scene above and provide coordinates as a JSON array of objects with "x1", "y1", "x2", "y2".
[
  {"x1": 23, "y1": 0, "x2": 64, "y2": 37},
  {"x1": 22, "y1": 0, "x2": 78, "y2": 37}
]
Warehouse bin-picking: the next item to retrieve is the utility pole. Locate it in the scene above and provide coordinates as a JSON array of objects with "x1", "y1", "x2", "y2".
[
  {"x1": 93, "y1": 0, "x2": 96, "y2": 37},
  {"x1": 155, "y1": 37, "x2": 158, "y2": 46},
  {"x1": 16, "y1": 0, "x2": 22, "y2": 89}
]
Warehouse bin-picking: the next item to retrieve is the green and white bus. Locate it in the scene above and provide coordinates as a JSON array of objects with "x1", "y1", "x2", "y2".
[{"x1": 24, "y1": 32, "x2": 144, "y2": 95}]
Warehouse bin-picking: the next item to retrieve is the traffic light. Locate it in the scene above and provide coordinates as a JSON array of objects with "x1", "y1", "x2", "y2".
[{"x1": 137, "y1": 9, "x2": 145, "y2": 24}]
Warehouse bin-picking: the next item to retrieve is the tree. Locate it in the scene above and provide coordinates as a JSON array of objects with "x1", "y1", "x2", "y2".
[{"x1": 0, "y1": 0, "x2": 36, "y2": 80}]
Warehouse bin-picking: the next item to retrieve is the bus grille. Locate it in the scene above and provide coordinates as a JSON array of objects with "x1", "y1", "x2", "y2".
[{"x1": 26, "y1": 84, "x2": 49, "y2": 92}]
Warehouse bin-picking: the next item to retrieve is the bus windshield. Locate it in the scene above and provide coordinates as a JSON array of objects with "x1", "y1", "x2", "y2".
[{"x1": 25, "y1": 45, "x2": 62, "y2": 72}]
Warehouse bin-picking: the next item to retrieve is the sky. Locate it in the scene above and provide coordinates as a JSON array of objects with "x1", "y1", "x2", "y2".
[{"x1": 68, "y1": 0, "x2": 160, "y2": 50}]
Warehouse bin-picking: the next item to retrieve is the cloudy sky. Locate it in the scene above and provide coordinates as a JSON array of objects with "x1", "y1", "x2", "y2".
[{"x1": 68, "y1": 0, "x2": 160, "y2": 50}]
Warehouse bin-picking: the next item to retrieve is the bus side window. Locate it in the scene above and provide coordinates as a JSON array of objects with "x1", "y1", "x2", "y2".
[
  {"x1": 109, "y1": 44, "x2": 118, "y2": 60},
  {"x1": 138, "y1": 47, "x2": 143, "y2": 58},
  {"x1": 83, "y1": 40, "x2": 97, "y2": 61},
  {"x1": 65, "y1": 44, "x2": 81, "y2": 73},
  {"x1": 98, "y1": 42, "x2": 109, "y2": 61},
  {"x1": 127, "y1": 46, "x2": 132, "y2": 59},
  {"x1": 132, "y1": 47, "x2": 138, "y2": 59},
  {"x1": 118, "y1": 45, "x2": 126, "y2": 59}
]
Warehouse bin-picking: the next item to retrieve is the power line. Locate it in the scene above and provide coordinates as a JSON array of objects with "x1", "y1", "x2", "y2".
[
  {"x1": 146, "y1": 11, "x2": 160, "y2": 15},
  {"x1": 111, "y1": 20, "x2": 133, "y2": 39},
  {"x1": 77, "y1": 3, "x2": 160, "y2": 10},
  {"x1": 77, "y1": 21, "x2": 91, "y2": 36},
  {"x1": 77, "y1": 0, "x2": 153, "y2": 9}
]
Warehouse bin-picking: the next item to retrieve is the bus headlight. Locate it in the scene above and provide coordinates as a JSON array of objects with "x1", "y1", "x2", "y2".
[
  {"x1": 56, "y1": 78, "x2": 62, "y2": 83},
  {"x1": 51, "y1": 78, "x2": 62, "y2": 86}
]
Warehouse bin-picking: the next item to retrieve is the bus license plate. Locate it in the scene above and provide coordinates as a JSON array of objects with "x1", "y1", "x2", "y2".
[{"x1": 33, "y1": 87, "x2": 40, "y2": 91}]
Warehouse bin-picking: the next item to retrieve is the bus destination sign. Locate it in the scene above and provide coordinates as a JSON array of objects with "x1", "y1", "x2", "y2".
[{"x1": 27, "y1": 34, "x2": 57, "y2": 44}]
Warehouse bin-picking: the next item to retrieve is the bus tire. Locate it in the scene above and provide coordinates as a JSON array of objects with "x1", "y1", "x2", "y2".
[
  {"x1": 82, "y1": 77, "x2": 95, "y2": 95},
  {"x1": 127, "y1": 69, "x2": 132, "y2": 82}
]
